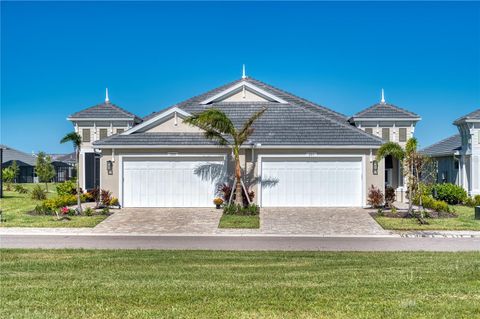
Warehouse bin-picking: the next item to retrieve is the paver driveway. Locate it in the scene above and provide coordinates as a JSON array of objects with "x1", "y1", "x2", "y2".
[
  {"x1": 260, "y1": 207, "x2": 390, "y2": 236},
  {"x1": 93, "y1": 208, "x2": 222, "y2": 234},
  {"x1": 94, "y1": 207, "x2": 389, "y2": 236}
]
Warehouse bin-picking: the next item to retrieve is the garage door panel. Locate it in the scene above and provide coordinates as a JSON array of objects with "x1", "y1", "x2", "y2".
[
  {"x1": 261, "y1": 158, "x2": 362, "y2": 207},
  {"x1": 123, "y1": 158, "x2": 224, "y2": 207}
]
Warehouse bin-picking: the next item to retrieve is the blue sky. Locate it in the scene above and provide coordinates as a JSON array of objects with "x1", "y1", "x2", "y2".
[{"x1": 2, "y1": 1, "x2": 479, "y2": 153}]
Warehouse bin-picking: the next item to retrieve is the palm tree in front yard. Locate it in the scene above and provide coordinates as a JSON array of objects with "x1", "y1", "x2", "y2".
[
  {"x1": 60, "y1": 132, "x2": 83, "y2": 214},
  {"x1": 185, "y1": 108, "x2": 266, "y2": 205},
  {"x1": 376, "y1": 137, "x2": 426, "y2": 214}
]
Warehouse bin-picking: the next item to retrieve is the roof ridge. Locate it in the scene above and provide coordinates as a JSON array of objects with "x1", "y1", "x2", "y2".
[{"x1": 354, "y1": 102, "x2": 419, "y2": 118}]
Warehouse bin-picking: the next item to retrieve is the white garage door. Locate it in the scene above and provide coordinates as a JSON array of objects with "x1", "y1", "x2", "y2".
[
  {"x1": 123, "y1": 157, "x2": 224, "y2": 207},
  {"x1": 261, "y1": 157, "x2": 363, "y2": 207}
]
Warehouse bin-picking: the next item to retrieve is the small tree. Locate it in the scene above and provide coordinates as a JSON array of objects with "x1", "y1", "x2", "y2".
[
  {"x1": 10, "y1": 160, "x2": 19, "y2": 183},
  {"x1": 35, "y1": 152, "x2": 55, "y2": 192},
  {"x1": 2, "y1": 167, "x2": 15, "y2": 191},
  {"x1": 60, "y1": 132, "x2": 83, "y2": 214}
]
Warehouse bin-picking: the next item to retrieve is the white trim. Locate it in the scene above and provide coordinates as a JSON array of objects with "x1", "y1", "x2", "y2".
[
  {"x1": 351, "y1": 117, "x2": 422, "y2": 122},
  {"x1": 94, "y1": 144, "x2": 382, "y2": 150},
  {"x1": 67, "y1": 117, "x2": 135, "y2": 121},
  {"x1": 200, "y1": 81, "x2": 288, "y2": 104},
  {"x1": 118, "y1": 153, "x2": 227, "y2": 207},
  {"x1": 257, "y1": 154, "x2": 366, "y2": 207},
  {"x1": 122, "y1": 107, "x2": 192, "y2": 135}
]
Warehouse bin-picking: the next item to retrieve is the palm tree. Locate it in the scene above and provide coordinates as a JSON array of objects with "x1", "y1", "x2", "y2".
[
  {"x1": 185, "y1": 108, "x2": 266, "y2": 205},
  {"x1": 60, "y1": 132, "x2": 83, "y2": 214},
  {"x1": 376, "y1": 138, "x2": 418, "y2": 214}
]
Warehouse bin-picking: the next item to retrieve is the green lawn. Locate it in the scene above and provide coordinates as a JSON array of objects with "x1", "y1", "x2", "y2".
[
  {"x1": 1, "y1": 250, "x2": 479, "y2": 318},
  {"x1": 0, "y1": 183, "x2": 106, "y2": 227},
  {"x1": 375, "y1": 205, "x2": 480, "y2": 231},
  {"x1": 218, "y1": 214, "x2": 260, "y2": 228}
]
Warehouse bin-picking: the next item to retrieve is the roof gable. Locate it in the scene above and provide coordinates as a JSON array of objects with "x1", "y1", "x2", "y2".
[
  {"x1": 200, "y1": 81, "x2": 288, "y2": 104},
  {"x1": 454, "y1": 108, "x2": 480, "y2": 124},
  {"x1": 420, "y1": 134, "x2": 461, "y2": 156}
]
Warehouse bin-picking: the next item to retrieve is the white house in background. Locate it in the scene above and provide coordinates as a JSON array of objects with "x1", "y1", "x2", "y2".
[
  {"x1": 422, "y1": 109, "x2": 480, "y2": 196},
  {"x1": 67, "y1": 74, "x2": 421, "y2": 208}
]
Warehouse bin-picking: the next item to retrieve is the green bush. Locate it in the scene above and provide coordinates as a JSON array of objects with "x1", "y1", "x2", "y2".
[
  {"x1": 42, "y1": 194, "x2": 82, "y2": 211},
  {"x1": 14, "y1": 184, "x2": 29, "y2": 194},
  {"x1": 34, "y1": 203, "x2": 54, "y2": 215},
  {"x1": 475, "y1": 195, "x2": 480, "y2": 206},
  {"x1": 432, "y1": 183, "x2": 467, "y2": 205},
  {"x1": 84, "y1": 207, "x2": 94, "y2": 216},
  {"x1": 31, "y1": 185, "x2": 47, "y2": 200},
  {"x1": 56, "y1": 180, "x2": 77, "y2": 196},
  {"x1": 417, "y1": 195, "x2": 450, "y2": 213}
]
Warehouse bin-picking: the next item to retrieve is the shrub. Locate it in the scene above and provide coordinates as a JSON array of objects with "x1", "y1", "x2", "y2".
[
  {"x1": 60, "y1": 206, "x2": 75, "y2": 216},
  {"x1": 88, "y1": 188, "x2": 100, "y2": 205},
  {"x1": 367, "y1": 185, "x2": 384, "y2": 208},
  {"x1": 56, "y1": 180, "x2": 78, "y2": 196},
  {"x1": 31, "y1": 185, "x2": 47, "y2": 200},
  {"x1": 110, "y1": 197, "x2": 119, "y2": 207},
  {"x1": 218, "y1": 183, "x2": 232, "y2": 202},
  {"x1": 101, "y1": 189, "x2": 112, "y2": 207},
  {"x1": 432, "y1": 183, "x2": 467, "y2": 205},
  {"x1": 475, "y1": 195, "x2": 480, "y2": 206},
  {"x1": 416, "y1": 195, "x2": 450, "y2": 213},
  {"x1": 14, "y1": 184, "x2": 28, "y2": 194},
  {"x1": 385, "y1": 187, "x2": 396, "y2": 207},
  {"x1": 34, "y1": 203, "x2": 54, "y2": 215},
  {"x1": 464, "y1": 197, "x2": 476, "y2": 207},
  {"x1": 101, "y1": 207, "x2": 110, "y2": 215},
  {"x1": 42, "y1": 194, "x2": 80, "y2": 211},
  {"x1": 84, "y1": 207, "x2": 94, "y2": 216}
]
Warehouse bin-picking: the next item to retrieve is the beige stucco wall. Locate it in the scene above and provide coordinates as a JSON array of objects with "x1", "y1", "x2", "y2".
[
  {"x1": 98, "y1": 147, "x2": 385, "y2": 206},
  {"x1": 222, "y1": 89, "x2": 269, "y2": 102},
  {"x1": 145, "y1": 116, "x2": 202, "y2": 133}
]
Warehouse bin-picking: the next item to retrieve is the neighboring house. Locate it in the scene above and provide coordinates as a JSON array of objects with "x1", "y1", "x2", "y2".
[
  {"x1": 68, "y1": 76, "x2": 420, "y2": 208},
  {"x1": 50, "y1": 153, "x2": 76, "y2": 182},
  {"x1": 422, "y1": 109, "x2": 480, "y2": 196},
  {"x1": 1, "y1": 145, "x2": 36, "y2": 183}
]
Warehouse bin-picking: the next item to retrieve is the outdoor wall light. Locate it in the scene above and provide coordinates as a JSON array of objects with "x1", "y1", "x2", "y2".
[
  {"x1": 372, "y1": 161, "x2": 378, "y2": 175},
  {"x1": 107, "y1": 160, "x2": 113, "y2": 175}
]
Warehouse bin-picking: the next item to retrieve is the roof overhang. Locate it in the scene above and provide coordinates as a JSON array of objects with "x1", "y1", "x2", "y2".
[
  {"x1": 350, "y1": 117, "x2": 422, "y2": 122},
  {"x1": 200, "y1": 81, "x2": 288, "y2": 104},
  {"x1": 67, "y1": 117, "x2": 136, "y2": 121},
  {"x1": 93, "y1": 144, "x2": 382, "y2": 150}
]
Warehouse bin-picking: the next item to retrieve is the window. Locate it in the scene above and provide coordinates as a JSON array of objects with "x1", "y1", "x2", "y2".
[
  {"x1": 82, "y1": 129, "x2": 90, "y2": 142},
  {"x1": 399, "y1": 128, "x2": 407, "y2": 142},
  {"x1": 116, "y1": 128, "x2": 124, "y2": 134},
  {"x1": 365, "y1": 128, "x2": 373, "y2": 135},
  {"x1": 382, "y1": 128, "x2": 390, "y2": 141},
  {"x1": 99, "y1": 128, "x2": 108, "y2": 140}
]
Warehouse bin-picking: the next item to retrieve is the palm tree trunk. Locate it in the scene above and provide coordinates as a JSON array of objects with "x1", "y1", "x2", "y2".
[
  {"x1": 234, "y1": 153, "x2": 243, "y2": 206},
  {"x1": 76, "y1": 149, "x2": 83, "y2": 214}
]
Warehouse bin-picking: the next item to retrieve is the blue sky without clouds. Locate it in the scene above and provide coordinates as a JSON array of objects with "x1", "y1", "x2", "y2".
[{"x1": 1, "y1": 1, "x2": 479, "y2": 153}]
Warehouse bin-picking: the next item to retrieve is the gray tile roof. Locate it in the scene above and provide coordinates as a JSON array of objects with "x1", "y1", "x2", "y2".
[
  {"x1": 0, "y1": 145, "x2": 36, "y2": 166},
  {"x1": 69, "y1": 102, "x2": 142, "y2": 123},
  {"x1": 95, "y1": 133, "x2": 218, "y2": 146},
  {"x1": 420, "y1": 134, "x2": 461, "y2": 157},
  {"x1": 95, "y1": 77, "x2": 384, "y2": 147},
  {"x1": 351, "y1": 102, "x2": 420, "y2": 119},
  {"x1": 453, "y1": 108, "x2": 480, "y2": 124}
]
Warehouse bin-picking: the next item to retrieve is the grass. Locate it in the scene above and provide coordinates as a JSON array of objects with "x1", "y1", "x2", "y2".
[
  {"x1": 0, "y1": 183, "x2": 106, "y2": 227},
  {"x1": 374, "y1": 205, "x2": 480, "y2": 231},
  {"x1": 1, "y1": 250, "x2": 479, "y2": 318},
  {"x1": 218, "y1": 214, "x2": 260, "y2": 228}
]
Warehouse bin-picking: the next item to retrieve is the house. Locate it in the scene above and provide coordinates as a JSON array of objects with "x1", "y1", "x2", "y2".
[
  {"x1": 1, "y1": 145, "x2": 36, "y2": 183},
  {"x1": 67, "y1": 75, "x2": 421, "y2": 208},
  {"x1": 0, "y1": 145, "x2": 75, "y2": 183},
  {"x1": 422, "y1": 109, "x2": 480, "y2": 196}
]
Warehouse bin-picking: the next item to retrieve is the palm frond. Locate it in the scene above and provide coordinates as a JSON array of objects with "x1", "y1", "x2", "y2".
[
  {"x1": 185, "y1": 108, "x2": 235, "y2": 135},
  {"x1": 376, "y1": 141, "x2": 405, "y2": 162},
  {"x1": 238, "y1": 108, "x2": 267, "y2": 143},
  {"x1": 60, "y1": 132, "x2": 82, "y2": 147},
  {"x1": 405, "y1": 137, "x2": 418, "y2": 155},
  {"x1": 204, "y1": 130, "x2": 229, "y2": 146}
]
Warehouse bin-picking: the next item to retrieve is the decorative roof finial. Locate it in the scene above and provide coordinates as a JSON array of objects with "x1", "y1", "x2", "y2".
[
  {"x1": 380, "y1": 88, "x2": 385, "y2": 104},
  {"x1": 242, "y1": 64, "x2": 246, "y2": 79},
  {"x1": 105, "y1": 88, "x2": 110, "y2": 103}
]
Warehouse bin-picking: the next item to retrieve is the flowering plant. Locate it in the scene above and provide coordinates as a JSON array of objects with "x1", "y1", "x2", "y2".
[
  {"x1": 213, "y1": 198, "x2": 224, "y2": 206},
  {"x1": 60, "y1": 207, "x2": 69, "y2": 215}
]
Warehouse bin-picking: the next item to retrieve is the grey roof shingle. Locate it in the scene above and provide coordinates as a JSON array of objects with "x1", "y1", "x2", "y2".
[
  {"x1": 69, "y1": 102, "x2": 142, "y2": 123},
  {"x1": 95, "y1": 77, "x2": 384, "y2": 147},
  {"x1": 453, "y1": 109, "x2": 480, "y2": 124},
  {"x1": 351, "y1": 102, "x2": 420, "y2": 119},
  {"x1": 95, "y1": 133, "x2": 218, "y2": 146},
  {"x1": 420, "y1": 134, "x2": 461, "y2": 157},
  {"x1": 0, "y1": 145, "x2": 36, "y2": 166}
]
